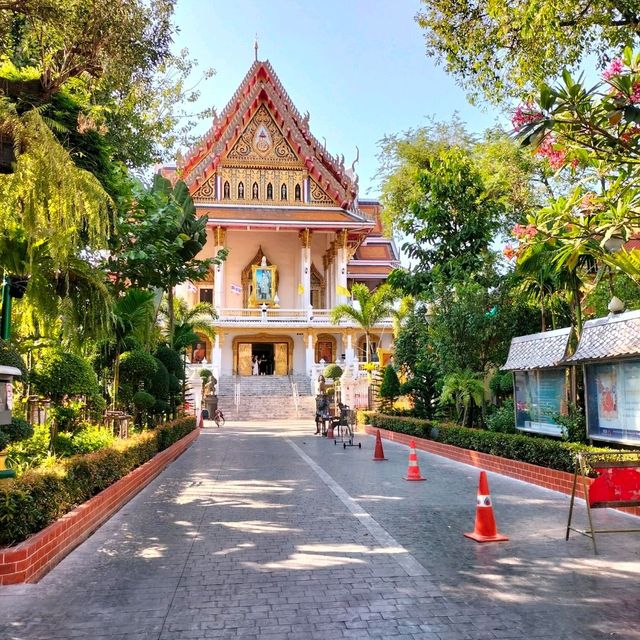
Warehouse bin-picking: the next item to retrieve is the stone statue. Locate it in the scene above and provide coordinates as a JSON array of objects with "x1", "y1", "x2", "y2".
[{"x1": 204, "y1": 376, "x2": 217, "y2": 397}]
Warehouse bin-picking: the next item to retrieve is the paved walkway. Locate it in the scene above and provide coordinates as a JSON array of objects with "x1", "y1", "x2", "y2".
[{"x1": 1, "y1": 421, "x2": 639, "y2": 640}]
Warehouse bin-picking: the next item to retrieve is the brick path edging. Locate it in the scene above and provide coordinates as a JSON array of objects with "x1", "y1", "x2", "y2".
[
  {"x1": 361, "y1": 424, "x2": 640, "y2": 519},
  {"x1": 0, "y1": 427, "x2": 200, "y2": 585}
]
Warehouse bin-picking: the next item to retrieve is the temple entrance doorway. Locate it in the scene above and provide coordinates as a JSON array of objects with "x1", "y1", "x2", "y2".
[
  {"x1": 252, "y1": 343, "x2": 274, "y2": 375},
  {"x1": 233, "y1": 334, "x2": 293, "y2": 376}
]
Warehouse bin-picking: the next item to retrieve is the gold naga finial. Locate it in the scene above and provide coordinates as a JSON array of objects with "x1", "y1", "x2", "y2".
[{"x1": 254, "y1": 34, "x2": 259, "y2": 62}]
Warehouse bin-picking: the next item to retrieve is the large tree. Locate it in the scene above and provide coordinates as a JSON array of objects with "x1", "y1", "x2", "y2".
[{"x1": 416, "y1": 0, "x2": 640, "y2": 103}]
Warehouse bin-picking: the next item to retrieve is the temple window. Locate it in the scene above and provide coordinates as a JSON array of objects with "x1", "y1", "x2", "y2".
[
  {"x1": 252, "y1": 182, "x2": 259, "y2": 199},
  {"x1": 238, "y1": 181, "x2": 245, "y2": 199},
  {"x1": 281, "y1": 183, "x2": 287, "y2": 200},
  {"x1": 223, "y1": 181, "x2": 230, "y2": 199},
  {"x1": 267, "y1": 182, "x2": 273, "y2": 200},
  {"x1": 295, "y1": 184, "x2": 301, "y2": 201}
]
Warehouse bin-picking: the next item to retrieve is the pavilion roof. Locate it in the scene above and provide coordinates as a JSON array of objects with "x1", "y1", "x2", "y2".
[
  {"x1": 502, "y1": 327, "x2": 572, "y2": 371},
  {"x1": 564, "y1": 309, "x2": 640, "y2": 363}
]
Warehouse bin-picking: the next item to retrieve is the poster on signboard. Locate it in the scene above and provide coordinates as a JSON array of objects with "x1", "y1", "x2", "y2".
[
  {"x1": 514, "y1": 369, "x2": 567, "y2": 437},
  {"x1": 586, "y1": 359, "x2": 640, "y2": 444}
]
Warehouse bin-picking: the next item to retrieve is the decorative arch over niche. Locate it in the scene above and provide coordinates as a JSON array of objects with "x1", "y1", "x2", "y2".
[
  {"x1": 357, "y1": 333, "x2": 382, "y2": 362},
  {"x1": 241, "y1": 246, "x2": 279, "y2": 307},
  {"x1": 315, "y1": 333, "x2": 337, "y2": 363},
  {"x1": 310, "y1": 263, "x2": 325, "y2": 309}
]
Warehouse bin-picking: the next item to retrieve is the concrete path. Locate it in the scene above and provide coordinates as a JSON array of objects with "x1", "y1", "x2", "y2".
[{"x1": 0, "y1": 420, "x2": 639, "y2": 640}]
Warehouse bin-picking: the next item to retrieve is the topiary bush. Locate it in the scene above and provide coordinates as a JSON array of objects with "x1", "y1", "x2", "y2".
[
  {"x1": 155, "y1": 345, "x2": 183, "y2": 378},
  {"x1": 119, "y1": 350, "x2": 158, "y2": 388},
  {"x1": 31, "y1": 351, "x2": 99, "y2": 402},
  {"x1": 379, "y1": 364, "x2": 401, "y2": 411},
  {"x1": 323, "y1": 363, "x2": 343, "y2": 381}
]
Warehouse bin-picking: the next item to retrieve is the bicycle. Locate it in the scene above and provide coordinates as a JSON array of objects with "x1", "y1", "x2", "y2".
[{"x1": 213, "y1": 408, "x2": 225, "y2": 428}]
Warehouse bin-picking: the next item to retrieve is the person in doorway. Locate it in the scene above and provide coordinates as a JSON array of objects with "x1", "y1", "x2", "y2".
[
  {"x1": 252, "y1": 355, "x2": 259, "y2": 376},
  {"x1": 193, "y1": 343, "x2": 206, "y2": 364},
  {"x1": 259, "y1": 355, "x2": 266, "y2": 375}
]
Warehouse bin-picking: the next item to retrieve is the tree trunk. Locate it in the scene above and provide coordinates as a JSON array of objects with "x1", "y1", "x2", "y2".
[
  {"x1": 112, "y1": 350, "x2": 121, "y2": 410},
  {"x1": 167, "y1": 286, "x2": 175, "y2": 347},
  {"x1": 365, "y1": 331, "x2": 370, "y2": 363}
]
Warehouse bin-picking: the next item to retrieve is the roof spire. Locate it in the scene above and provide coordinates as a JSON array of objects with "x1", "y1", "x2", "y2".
[{"x1": 254, "y1": 34, "x2": 259, "y2": 62}]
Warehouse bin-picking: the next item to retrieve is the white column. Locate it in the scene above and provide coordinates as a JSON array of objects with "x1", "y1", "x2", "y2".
[
  {"x1": 306, "y1": 334, "x2": 315, "y2": 376},
  {"x1": 336, "y1": 247, "x2": 348, "y2": 306},
  {"x1": 214, "y1": 259, "x2": 224, "y2": 311},
  {"x1": 299, "y1": 230, "x2": 312, "y2": 310},
  {"x1": 345, "y1": 333, "x2": 354, "y2": 368},
  {"x1": 212, "y1": 333, "x2": 222, "y2": 382}
]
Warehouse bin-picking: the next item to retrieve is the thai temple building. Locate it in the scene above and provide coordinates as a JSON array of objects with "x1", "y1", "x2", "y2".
[{"x1": 163, "y1": 55, "x2": 399, "y2": 416}]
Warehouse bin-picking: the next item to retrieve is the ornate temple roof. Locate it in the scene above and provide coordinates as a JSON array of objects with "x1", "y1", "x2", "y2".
[
  {"x1": 502, "y1": 327, "x2": 572, "y2": 371},
  {"x1": 179, "y1": 60, "x2": 359, "y2": 211},
  {"x1": 564, "y1": 309, "x2": 640, "y2": 363}
]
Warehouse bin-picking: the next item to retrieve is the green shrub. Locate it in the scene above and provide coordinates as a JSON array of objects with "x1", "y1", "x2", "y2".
[
  {"x1": 363, "y1": 412, "x2": 611, "y2": 473},
  {"x1": 554, "y1": 404, "x2": 587, "y2": 443},
  {"x1": 0, "y1": 430, "x2": 8, "y2": 451},
  {"x1": 489, "y1": 371, "x2": 513, "y2": 397},
  {"x1": 149, "y1": 359, "x2": 170, "y2": 402},
  {"x1": 133, "y1": 391, "x2": 156, "y2": 411},
  {"x1": 0, "y1": 340, "x2": 26, "y2": 377},
  {"x1": 4, "y1": 424, "x2": 51, "y2": 470},
  {"x1": 155, "y1": 345, "x2": 183, "y2": 378},
  {"x1": 486, "y1": 399, "x2": 516, "y2": 433},
  {"x1": 0, "y1": 414, "x2": 33, "y2": 447},
  {"x1": 119, "y1": 350, "x2": 158, "y2": 387},
  {"x1": 0, "y1": 416, "x2": 196, "y2": 546},
  {"x1": 70, "y1": 425, "x2": 115, "y2": 454},
  {"x1": 31, "y1": 351, "x2": 99, "y2": 402},
  {"x1": 323, "y1": 364, "x2": 343, "y2": 381},
  {"x1": 379, "y1": 364, "x2": 401, "y2": 411},
  {"x1": 50, "y1": 405, "x2": 80, "y2": 433}
]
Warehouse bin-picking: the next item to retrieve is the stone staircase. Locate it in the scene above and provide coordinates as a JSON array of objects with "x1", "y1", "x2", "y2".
[{"x1": 217, "y1": 375, "x2": 316, "y2": 421}]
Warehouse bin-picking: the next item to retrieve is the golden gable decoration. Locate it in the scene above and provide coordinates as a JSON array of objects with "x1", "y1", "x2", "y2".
[
  {"x1": 228, "y1": 104, "x2": 298, "y2": 163},
  {"x1": 193, "y1": 175, "x2": 216, "y2": 200},
  {"x1": 310, "y1": 178, "x2": 334, "y2": 205}
]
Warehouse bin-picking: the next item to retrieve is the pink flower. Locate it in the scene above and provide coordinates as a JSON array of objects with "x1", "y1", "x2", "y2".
[
  {"x1": 630, "y1": 83, "x2": 640, "y2": 104},
  {"x1": 620, "y1": 125, "x2": 640, "y2": 142},
  {"x1": 512, "y1": 224, "x2": 537, "y2": 240},
  {"x1": 535, "y1": 134, "x2": 566, "y2": 170},
  {"x1": 603, "y1": 58, "x2": 624, "y2": 81},
  {"x1": 511, "y1": 103, "x2": 544, "y2": 131},
  {"x1": 503, "y1": 244, "x2": 517, "y2": 260}
]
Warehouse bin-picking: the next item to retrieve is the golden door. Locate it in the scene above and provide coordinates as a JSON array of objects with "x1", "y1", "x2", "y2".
[
  {"x1": 274, "y1": 343, "x2": 288, "y2": 375},
  {"x1": 238, "y1": 343, "x2": 252, "y2": 376}
]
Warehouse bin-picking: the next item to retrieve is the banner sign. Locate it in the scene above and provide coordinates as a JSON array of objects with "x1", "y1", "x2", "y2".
[
  {"x1": 585, "y1": 359, "x2": 640, "y2": 445},
  {"x1": 514, "y1": 369, "x2": 567, "y2": 437}
]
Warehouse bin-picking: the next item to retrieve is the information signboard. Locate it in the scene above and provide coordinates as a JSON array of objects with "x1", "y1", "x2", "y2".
[
  {"x1": 514, "y1": 369, "x2": 566, "y2": 437},
  {"x1": 585, "y1": 359, "x2": 640, "y2": 445}
]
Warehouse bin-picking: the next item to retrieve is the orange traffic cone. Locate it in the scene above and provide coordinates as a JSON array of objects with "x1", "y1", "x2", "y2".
[
  {"x1": 198, "y1": 412, "x2": 204, "y2": 429},
  {"x1": 372, "y1": 430, "x2": 387, "y2": 461},
  {"x1": 403, "y1": 440, "x2": 425, "y2": 480},
  {"x1": 464, "y1": 471, "x2": 508, "y2": 543}
]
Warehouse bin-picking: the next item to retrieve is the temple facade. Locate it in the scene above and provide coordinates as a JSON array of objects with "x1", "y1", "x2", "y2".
[{"x1": 165, "y1": 58, "x2": 398, "y2": 389}]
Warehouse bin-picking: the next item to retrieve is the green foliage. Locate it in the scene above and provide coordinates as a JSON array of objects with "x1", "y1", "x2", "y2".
[
  {"x1": 379, "y1": 364, "x2": 401, "y2": 411},
  {"x1": 0, "y1": 340, "x2": 26, "y2": 376},
  {"x1": 323, "y1": 364, "x2": 343, "y2": 381},
  {"x1": 554, "y1": 404, "x2": 588, "y2": 443},
  {"x1": 49, "y1": 405, "x2": 81, "y2": 434},
  {"x1": 364, "y1": 412, "x2": 611, "y2": 473},
  {"x1": 0, "y1": 418, "x2": 34, "y2": 446},
  {"x1": 199, "y1": 369, "x2": 213, "y2": 380},
  {"x1": 486, "y1": 400, "x2": 517, "y2": 434},
  {"x1": 415, "y1": 0, "x2": 639, "y2": 103},
  {"x1": 440, "y1": 369, "x2": 485, "y2": 426},
  {"x1": 119, "y1": 350, "x2": 158, "y2": 388},
  {"x1": 31, "y1": 351, "x2": 99, "y2": 403},
  {"x1": 489, "y1": 371, "x2": 514, "y2": 398},
  {"x1": 4, "y1": 424, "x2": 52, "y2": 471},
  {"x1": 149, "y1": 359, "x2": 170, "y2": 404},
  {"x1": 132, "y1": 391, "x2": 155, "y2": 411},
  {"x1": 155, "y1": 345, "x2": 184, "y2": 377},
  {"x1": 0, "y1": 416, "x2": 196, "y2": 546},
  {"x1": 330, "y1": 283, "x2": 395, "y2": 361}
]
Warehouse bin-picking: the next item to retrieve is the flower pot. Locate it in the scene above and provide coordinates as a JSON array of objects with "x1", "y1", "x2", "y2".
[{"x1": 0, "y1": 450, "x2": 16, "y2": 484}]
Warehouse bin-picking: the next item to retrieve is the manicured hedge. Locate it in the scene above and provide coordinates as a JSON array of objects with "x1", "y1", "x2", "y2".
[
  {"x1": 360, "y1": 412, "x2": 612, "y2": 474},
  {"x1": 0, "y1": 417, "x2": 196, "y2": 546}
]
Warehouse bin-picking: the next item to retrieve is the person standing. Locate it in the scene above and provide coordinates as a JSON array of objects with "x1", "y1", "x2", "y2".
[{"x1": 252, "y1": 355, "x2": 259, "y2": 376}]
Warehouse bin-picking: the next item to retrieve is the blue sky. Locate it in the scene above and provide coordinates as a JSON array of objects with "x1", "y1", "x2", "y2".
[{"x1": 172, "y1": 0, "x2": 506, "y2": 197}]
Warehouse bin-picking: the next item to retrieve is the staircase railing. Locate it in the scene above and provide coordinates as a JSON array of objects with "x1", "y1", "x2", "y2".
[
  {"x1": 291, "y1": 381, "x2": 300, "y2": 418},
  {"x1": 234, "y1": 382, "x2": 240, "y2": 415}
]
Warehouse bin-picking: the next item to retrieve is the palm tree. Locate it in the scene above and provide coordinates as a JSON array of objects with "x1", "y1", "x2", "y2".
[
  {"x1": 330, "y1": 283, "x2": 395, "y2": 362},
  {"x1": 440, "y1": 369, "x2": 485, "y2": 427},
  {"x1": 111, "y1": 288, "x2": 156, "y2": 408},
  {"x1": 159, "y1": 298, "x2": 216, "y2": 351}
]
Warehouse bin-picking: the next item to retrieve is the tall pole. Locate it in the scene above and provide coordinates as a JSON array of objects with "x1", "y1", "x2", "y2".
[{"x1": 0, "y1": 276, "x2": 11, "y2": 341}]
